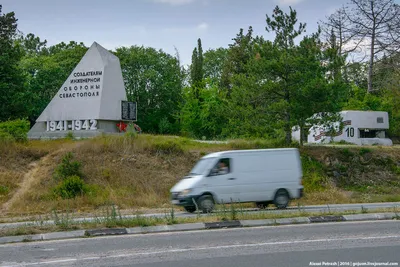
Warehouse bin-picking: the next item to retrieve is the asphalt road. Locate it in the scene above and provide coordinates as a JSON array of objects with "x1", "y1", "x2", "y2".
[
  {"x1": 1, "y1": 221, "x2": 399, "y2": 267},
  {"x1": 1, "y1": 202, "x2": 399, "y2": 230}
]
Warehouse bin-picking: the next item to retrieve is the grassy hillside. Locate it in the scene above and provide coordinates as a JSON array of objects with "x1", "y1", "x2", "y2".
[{"x1": 0, "y1": 134, "x2": 399, "y2": 217}]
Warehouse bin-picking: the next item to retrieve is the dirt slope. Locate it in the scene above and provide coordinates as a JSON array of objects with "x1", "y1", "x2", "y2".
[{"x1": 0, "y1": 136, "x2": 399, "y2": 217}]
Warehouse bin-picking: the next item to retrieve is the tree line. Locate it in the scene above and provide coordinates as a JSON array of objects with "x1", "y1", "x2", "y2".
[{"x1": 0, "y1": 1, "x2": 399, "y2": 145}]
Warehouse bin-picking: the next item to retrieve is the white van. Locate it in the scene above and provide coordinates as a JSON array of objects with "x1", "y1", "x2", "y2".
[{"x1": 170, "y1": 148, "x2": 303, "y2": 213}]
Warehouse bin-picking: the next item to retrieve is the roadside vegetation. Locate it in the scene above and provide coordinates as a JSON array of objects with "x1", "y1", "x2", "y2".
[
  {"x1": 1, "y1": 0, "x2": 400, "y2": 221},
  {"x1": 1, "y1": 204, "x2": 399, "y2": 238},
  {"x1": 1, "y1": 133, "x2": 400, "y2": 219}
]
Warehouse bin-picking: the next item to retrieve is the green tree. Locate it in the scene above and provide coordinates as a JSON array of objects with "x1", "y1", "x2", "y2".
[
  {"x1": 18, "y1": 33, "x2": 47, "y2": 56},
  {"x1": 190, "y1": 38, "x2": 204, "y2": 99},
  {"x1": 291, "y1": 32, "x2": 347, "y2": 145},
  {"x1": 265, "y1": 6, "x2": 306, "y2": 144},
  {"x1": 20, "y1": 41, "x2": 88, "y2": 125},
  {"x1": 180, "y1": 82, "x2": 227, "y2": 139},
  {"x1": 203, "y1": 47, "x2": 228, "y2": 87},
  {"x1": 0, "y1": 5, "x2": 26, "y2": 121},
  {"x1": 220, "y1": 27, "x2": 255, "y2": 97},
  {"x1": 115, "y1": 46, "x2": 184, "y2": 134},
  {"x1": 225, "y1": 7, "x2": 347, "y2": 144}
]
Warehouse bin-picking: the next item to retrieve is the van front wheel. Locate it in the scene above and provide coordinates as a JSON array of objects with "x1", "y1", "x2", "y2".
[
  {"x1": 274, "y1": 190, "x2": 289, "y2": 209},
  {"x1": 198, "y1": 195, "x2": 215, "y2": 213}
]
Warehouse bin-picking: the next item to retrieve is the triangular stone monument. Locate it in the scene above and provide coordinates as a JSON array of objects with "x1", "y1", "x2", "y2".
[{"x1": 28, "y1": 42, "x2": 136, "y2": 139}]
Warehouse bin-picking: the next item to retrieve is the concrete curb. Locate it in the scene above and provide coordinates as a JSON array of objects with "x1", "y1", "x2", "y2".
[{"x1": 0, "y1": 213, "x2": 398, "y2": 245}]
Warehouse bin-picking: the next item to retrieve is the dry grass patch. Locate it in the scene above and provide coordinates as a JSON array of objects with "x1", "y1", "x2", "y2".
[
  {"x1": 0, "y1": 171, "x2": 24, "y2": 206},
  {"x1": 1, "y1": 135, "x2": 400, "y2": 218},
  {"x1": 298, "y1": 186, "x2": 355, "y2": 205}
]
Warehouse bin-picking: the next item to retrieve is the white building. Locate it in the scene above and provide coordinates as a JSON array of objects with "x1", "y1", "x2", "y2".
[{"x1": 292, "y1": 110, "x2": 393, "y2": 146}]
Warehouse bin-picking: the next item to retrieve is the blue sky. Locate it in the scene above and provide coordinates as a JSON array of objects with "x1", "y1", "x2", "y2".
[{"x1": 3, "y1": 0, "x2": 351, "y2": 66}]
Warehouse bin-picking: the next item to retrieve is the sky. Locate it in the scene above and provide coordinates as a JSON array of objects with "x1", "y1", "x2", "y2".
[{"x1": 3, "y1": 0, "x2": 352, "y2": 66}]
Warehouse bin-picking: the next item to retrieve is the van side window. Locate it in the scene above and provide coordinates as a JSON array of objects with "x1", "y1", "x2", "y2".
[{"x1": 212, "y1": 158, "x2": 231, "y2": 175}]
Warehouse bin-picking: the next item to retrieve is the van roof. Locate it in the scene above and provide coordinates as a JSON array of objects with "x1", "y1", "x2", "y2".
[{"x1": 202, "y1": 148, "x2": 299, "y2": 159}]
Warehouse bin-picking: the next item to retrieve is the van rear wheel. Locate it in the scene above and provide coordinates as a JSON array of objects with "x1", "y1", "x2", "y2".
[
  {"x1": 274, "y1": 189, "x2": 289, "y2": 209},
  {"x1": 184, "y1": 206, "x2": 196, "y2": 213},
  {"x1": 198, "y1": 195, "x2": 215, "y2": 213}
]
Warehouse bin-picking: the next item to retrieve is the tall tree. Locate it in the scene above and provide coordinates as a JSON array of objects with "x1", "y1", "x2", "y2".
[
  {"x1": 0, "y1": 5, "x2": 26, "y2": 121},
  {"x1": 344, "y1": 0, "x2": 400, "y2": 93},
  {"x1": 203, "y1": 47, "x2": 228, "y2": 87},
  {"x1": 291, "y1": 32, "x2": 347, "y2": 145},
  {"x1": 220, "y1": 27, "x2": 255, "y2": 97},
  {"x1": 19, "y1": 33, "x2": 47, "y2": 56},
  {"x1": 265, "y1": 6, "x2": 306, "y2": 144},
  {"x1": 115, "y1": 46, "x2": 184, "y2": 134},
  {"x1": 320, "y1": 7, "x2": 361, "y2": 82},
  {"x1": 190, "y1": 38, "x2": 204, "y2": 99},
  {"x1": 321, "y1": 7, "x2": 360, "y2": 58}
]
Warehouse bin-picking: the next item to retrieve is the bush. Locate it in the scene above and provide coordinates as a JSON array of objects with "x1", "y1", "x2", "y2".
[
  {"x1": 301, "y1": 156, "x2": 327, "y2": 192},
  {"x1": 340, "y1": 148, "x2": 354, "y2": 158},
  {"x1": 65, "y1": 131, "x2": 74, "y2": 140},
  {"x1": 359, "y1": 148, "x2": 372, "y2": 156},
  {"x1": 53, "y1": 175, "x2": 88, "y2": 199},
  {"x1": 158, "y1": 117, "x2": 172, "y2": 134},
  {"x1": 54, "y1": 152, "x2": 82, "y2": 180},
  {"x1": 0, "y1": 119, "x2": 30, "y2": 142},
  {"x1": 0, "y1": 129, "x2": 15, "y2": 143},
  {"x1": 125, "y1": 123, "x2": 138, "y2": 139}
]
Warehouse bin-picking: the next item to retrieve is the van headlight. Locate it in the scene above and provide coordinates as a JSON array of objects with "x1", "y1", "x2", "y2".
[{"x1": 179, "y1": 189, "x2": 192, "y2": 197}]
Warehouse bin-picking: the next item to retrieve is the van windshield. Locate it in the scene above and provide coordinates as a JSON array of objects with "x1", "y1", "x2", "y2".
[{"x1": 188, "y1": 158, "x2": 216, "y2": 176}]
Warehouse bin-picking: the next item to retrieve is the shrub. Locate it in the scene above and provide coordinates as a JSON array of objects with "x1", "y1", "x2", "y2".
[
  {"x1": 159, "y1": 117, "x2": 172, "y2": 134},
  {"x1": 340, "y1": 148, "x2": 354, "y2": 158},
  {"x1": 0, "y1": 129, "x2": 15, "y2": 143},
  {"x1": 359, "y1": 148, "x2": 372, "y2": 156},
  {"x1": 125, "y1": 123, "x2": 138, "y2": 139},
  {"x1": 301, "y1": 156, "x2": 327, "y2": 192},
  {"x1": 65, "y1": 131, "x2": 74, "y2": 140},
  {"x1": 53, "y1": 175, "x2": 87, "y2": 199},
  {"x1": 0, "y1": 119, "x2": 30, "y2": 142},
  {"x1": 0, "y1": 185, "x2": 9, "y2": 195},
  {"x1": 54, "y1": 152, "x2": 82, "y2": 181}
]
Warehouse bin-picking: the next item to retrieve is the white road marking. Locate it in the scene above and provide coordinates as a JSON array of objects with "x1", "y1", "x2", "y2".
[
  {"x1": 1, "y1": 258, "x2": 76, "y2": 267},
  {"x1": 1, "y1": 235, "x2": 399, "y2": 266}
]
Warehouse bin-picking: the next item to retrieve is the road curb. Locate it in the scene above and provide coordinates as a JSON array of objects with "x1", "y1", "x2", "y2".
[
  {"x1": 0, "y1": 212, "x2": 398, "y2": 245},
  {"x1": 309, "y1": 215, "x2": 345, "y2": 223}
]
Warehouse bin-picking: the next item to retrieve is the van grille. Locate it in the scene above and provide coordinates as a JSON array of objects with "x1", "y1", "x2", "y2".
[{"x1": 171, "y1": 192, "x2": 180, "y2": 200}]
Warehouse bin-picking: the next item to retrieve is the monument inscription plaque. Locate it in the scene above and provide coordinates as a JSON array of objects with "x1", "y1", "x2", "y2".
[{"x1": 121, "y1": 101, "x2": 137, "y2": 121}]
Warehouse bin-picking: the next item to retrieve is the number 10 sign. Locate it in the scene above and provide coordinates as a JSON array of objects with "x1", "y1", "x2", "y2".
[{"x1": 46, "y1": 120, "x2": 98, "y2": 131}]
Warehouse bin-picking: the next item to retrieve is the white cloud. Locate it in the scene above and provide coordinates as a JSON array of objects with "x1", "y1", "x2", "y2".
[
  {"x1": 163, "y1": 23, "x2": 209, "y2": 33},
  {"x1": 197, "y1": 23, "x2": 209, "y2": 31},
  {"x1": 152, "y1": 0, "x2": 195, "y2": 5},
  {"x1": 275, "y1": 0, "x2": 305, "y2": 6}
]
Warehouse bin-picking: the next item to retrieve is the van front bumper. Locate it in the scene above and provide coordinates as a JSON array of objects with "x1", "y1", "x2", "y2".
[{"x1": 170, "y1": 193, "x2": 200, "y2": 206}]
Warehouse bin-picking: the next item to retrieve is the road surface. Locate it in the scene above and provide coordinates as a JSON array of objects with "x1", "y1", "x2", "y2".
[
  {"x1": 1, "y1": 202, "x2": 399, "y2": 230},
  {"x1": 1, "y1": 220, "x2": 399, "y2": 267}
]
